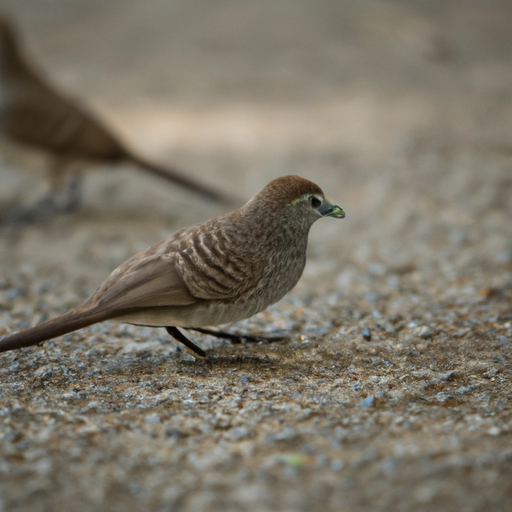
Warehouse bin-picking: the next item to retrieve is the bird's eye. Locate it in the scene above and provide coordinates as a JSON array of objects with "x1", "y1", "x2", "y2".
[{"x1": 311, "y1": 195, "x2": 323, "y2": 208}]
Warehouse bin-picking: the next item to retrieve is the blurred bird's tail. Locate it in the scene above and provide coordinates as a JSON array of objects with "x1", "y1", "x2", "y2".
[
  {"x1": 125, "y1": 153, "x2": 237, "y2": 205},
  {"x1": 0, "y1": 307, "x2": 111, "y2": 353}
]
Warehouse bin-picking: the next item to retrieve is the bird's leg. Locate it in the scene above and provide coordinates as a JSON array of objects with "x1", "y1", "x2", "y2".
[
  {"x1": 165, "y1": 327, "x2": 206, "y2": 358},
  {"x1": 188, "y1": 327, "x2": 289, "y2": 345},
  {"x1": 10, "y1": 158, "x2": 77, "y2": 222},
  {"x1": 1, "y1": 158, "x2": 71, "y2": 224},
  {"x1": 62, "y1": 173, "x2": 83, "y2": 212},
  {"x1": 47, "y1": 158, "x2": 83, "y2": 212},
  {"x1": 2, "y1": 193, "x2": 59, "y2": 224}
]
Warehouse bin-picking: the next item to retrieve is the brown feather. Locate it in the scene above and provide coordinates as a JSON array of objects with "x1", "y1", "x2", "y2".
[
  {"x1": 0, "y1": 307, "x2": 111, "y2": 352},
  {"x1": 88, "y1": 254, "x2": 196, "y2": 310}
]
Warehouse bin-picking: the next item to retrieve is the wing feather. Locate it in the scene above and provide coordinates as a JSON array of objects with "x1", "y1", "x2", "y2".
[{"x1": 86, "y1": 253, "x2": 196, "y2": 312}]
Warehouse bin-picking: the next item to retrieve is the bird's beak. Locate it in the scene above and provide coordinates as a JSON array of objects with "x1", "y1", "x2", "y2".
[{"x1": 320, "y1": 202, "x2": 345, "y2": 218}]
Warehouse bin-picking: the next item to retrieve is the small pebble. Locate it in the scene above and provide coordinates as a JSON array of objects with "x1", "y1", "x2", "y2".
[
  {"x1": 331, "y1": 459, "x2": 344, "y2": 470},
  {"x1": 361, "y1": 328, "x2": 372, "y2": 341},
  {"x1": 145, "y1": 413, "x2": 161, "y2": 424},
  {"x1": 360, "y1": 396, "x2": 375, "y2": 407},
  {"x1": 382, "y1": 323, "x2": 396, "y2": 334},
  {"x1": 415, "y1": 326, "x2": 434, "y2": 339}
]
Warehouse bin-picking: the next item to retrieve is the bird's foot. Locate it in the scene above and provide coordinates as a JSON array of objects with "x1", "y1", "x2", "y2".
[
  {"x1": 2, "y1": 196, "x2": 57, "y2": 224},
  {"x1": 164, "y1": 326, "x2": 287, "y2": 359},
  {"x1": 61, "y1": 175, "x2": 82, "y2": 213},
  {"x1": 2, "y1": 187, "x2": 81, "y2": 225},
  {"x1": 189, "y1": 327, "x2": 289, "y2": 345}
]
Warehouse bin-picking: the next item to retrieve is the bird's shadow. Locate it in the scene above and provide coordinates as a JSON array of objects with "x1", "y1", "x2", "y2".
[{"x1": 196, "y1": 352, "x2": 281, "y2": 367}]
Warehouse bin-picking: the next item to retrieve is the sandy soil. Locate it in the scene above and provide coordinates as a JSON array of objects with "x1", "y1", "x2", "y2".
[{"x1": 1, "y1": 1, "x2": 512, "y2": 511}]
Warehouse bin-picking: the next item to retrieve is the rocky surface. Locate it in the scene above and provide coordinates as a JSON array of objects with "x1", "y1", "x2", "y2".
[{"x1": 1, "y1": 1, "x2": 512, "y2": 511}]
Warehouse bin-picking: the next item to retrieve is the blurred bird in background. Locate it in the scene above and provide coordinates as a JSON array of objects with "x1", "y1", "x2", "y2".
[{"x1": 0, "y1": 14, "x2": 234, "y2": 222}]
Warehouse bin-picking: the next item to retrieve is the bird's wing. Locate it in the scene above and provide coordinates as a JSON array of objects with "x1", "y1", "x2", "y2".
[
  {"x1": 174, "y1": 228, "x2": 253, "y2": 301},
  {"x1": 3, "y1": 70, "x2": 79, "y2": 145},
  {"x1": 86, "y1": 219, "x2": 251, "y2": 313},
  {"x1": 3, "y1": 69, "x2": 124, "y2": 159},
  {"x1": 86, "y1": 252, "x2": 197, "y2": 312}
]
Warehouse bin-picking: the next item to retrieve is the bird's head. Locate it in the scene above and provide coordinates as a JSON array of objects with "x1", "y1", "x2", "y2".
[{"x1": 245, "y1": 175, "x2": 345, "y2": 227}]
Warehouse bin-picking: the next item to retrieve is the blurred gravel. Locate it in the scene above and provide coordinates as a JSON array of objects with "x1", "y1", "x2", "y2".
[{"x1": 1, "y1": 1, "x2": 512, "y2": 511}]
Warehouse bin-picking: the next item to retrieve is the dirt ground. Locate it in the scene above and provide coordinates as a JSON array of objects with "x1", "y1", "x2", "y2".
[{"x1": 1, "y1": 1, "x2": 512, "y2": 511}]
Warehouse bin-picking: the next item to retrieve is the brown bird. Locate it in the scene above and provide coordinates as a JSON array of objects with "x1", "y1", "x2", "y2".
[
  {"x1": 0, "y1": 175, "x2": 345, "y2": 357},
  {"x1": 0, "y1": 14, "x2": 232, "y2": 216}
]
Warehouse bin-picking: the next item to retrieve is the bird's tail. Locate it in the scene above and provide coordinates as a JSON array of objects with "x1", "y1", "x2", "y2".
[
  {"x1": 0, "y1": 307, "x2": 111, "y2": 353},
  {"x1": 125, "y1": 153, "x2": 238, "y2": 205}
]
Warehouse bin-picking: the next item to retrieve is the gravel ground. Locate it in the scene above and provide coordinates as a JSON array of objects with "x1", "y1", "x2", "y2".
[{"x1": 1, "y1": 1, "x2": 512, "y2": 511}]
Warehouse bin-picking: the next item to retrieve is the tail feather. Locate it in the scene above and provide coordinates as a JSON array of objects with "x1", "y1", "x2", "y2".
[
  {"x1": 0, "y1": 307, "x2": 111, "y2": 353},
  {"x1": 125, "y1": 153, "x2": 238, "y2": 205}
]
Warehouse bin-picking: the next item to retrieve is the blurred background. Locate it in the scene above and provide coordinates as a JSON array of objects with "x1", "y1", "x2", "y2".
[
  {"x1": 1, "y1": 2, "x2": 512, "y2": 511},
  {"x1": 1, "y1": 0, "x2": 511, "y2": 297}
]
